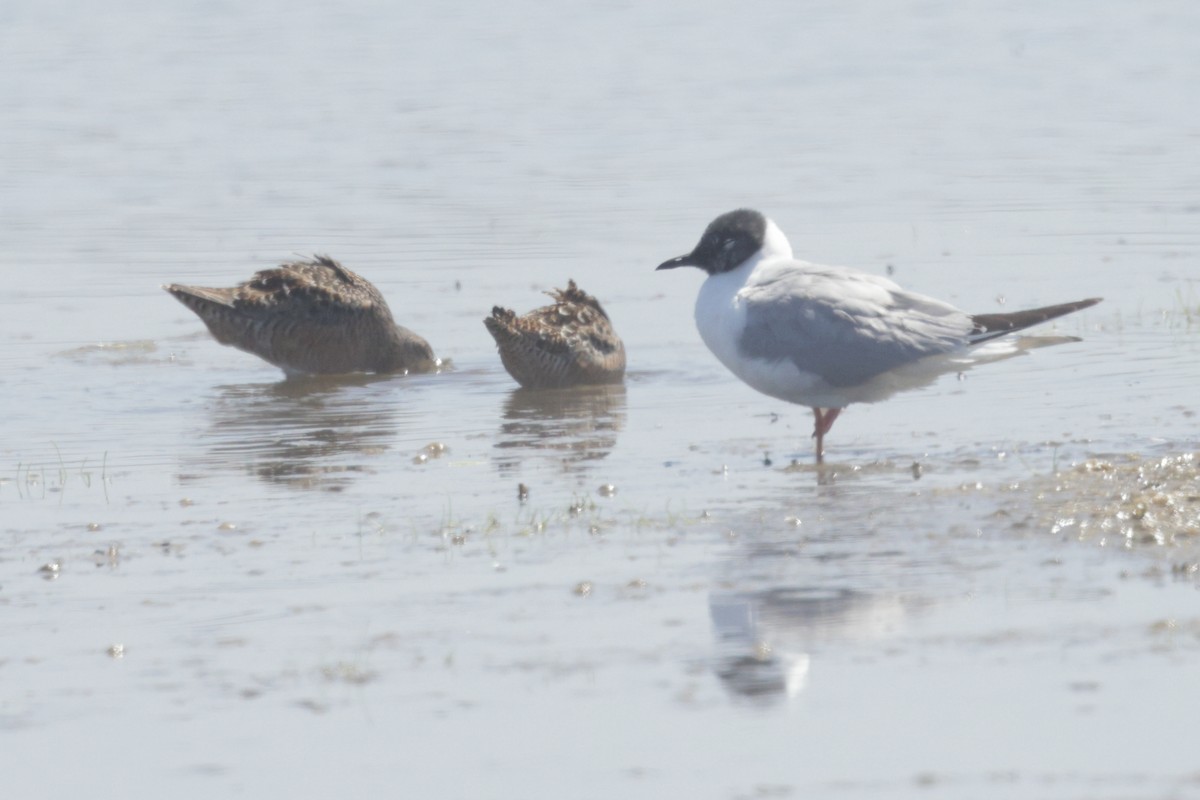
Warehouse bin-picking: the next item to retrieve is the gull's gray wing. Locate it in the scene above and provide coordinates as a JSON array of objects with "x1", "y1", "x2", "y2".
[{"x1": 736, "y1": 263, "x2": 975, "y2": 387}]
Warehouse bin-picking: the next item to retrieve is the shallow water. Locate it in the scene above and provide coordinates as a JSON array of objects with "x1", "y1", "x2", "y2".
[{"x1": 3, "y1": 1, "x2": 1200, "y2": 798}]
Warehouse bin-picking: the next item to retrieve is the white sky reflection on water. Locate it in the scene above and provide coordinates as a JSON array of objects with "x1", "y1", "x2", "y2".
[{"x1": 2, "y1": 1, "x2": 1200, "y2": 798}]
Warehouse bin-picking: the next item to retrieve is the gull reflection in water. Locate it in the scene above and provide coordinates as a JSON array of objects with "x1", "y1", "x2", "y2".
[
  {"x1": 709, "y1": 586, "x2": 908, "y2": 705},
  {"x1": 493, "y1": 384, "x2": 627, "y2": 476},
  {"x1": 184, "y1": 375, "x2": 404, "y2": 491}
]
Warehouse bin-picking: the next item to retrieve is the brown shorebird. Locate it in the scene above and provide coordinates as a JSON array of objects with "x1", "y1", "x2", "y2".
[
  {"x1": 165, "y1": 255, "x2": 437, "y2": 377},
  {"x1": 657, "y1": 208, "x2": 1102, "y2": 462},
  {"x1": 484, "y1": 280, "x2": 626, "y2": 389}
]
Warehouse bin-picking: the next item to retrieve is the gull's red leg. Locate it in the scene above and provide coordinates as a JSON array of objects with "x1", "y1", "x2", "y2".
[{"x1": 811, "y1": 407, "x2": 843, "y2": 462}]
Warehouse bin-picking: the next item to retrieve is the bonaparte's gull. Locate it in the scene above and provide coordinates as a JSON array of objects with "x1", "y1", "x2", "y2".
[{"x1": 656, "y1": 209, "x2": 1101, "y2": 461}]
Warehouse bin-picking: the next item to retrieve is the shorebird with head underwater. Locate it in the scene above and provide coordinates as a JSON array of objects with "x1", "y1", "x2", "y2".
[
  {"x1": 656, "y1": 208, "x2": 1101, "y2": 462},
  {"x1": 484, "y1": 280, "x2": 626, "y2": 389},
  {"x1": 166, "y1": 255, "x2": 438, "y2": 378}
]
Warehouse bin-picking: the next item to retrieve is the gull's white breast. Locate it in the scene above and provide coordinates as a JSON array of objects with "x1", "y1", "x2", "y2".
[{"x1": 694, "y1": 256, "x2": 834, "y2": 405}]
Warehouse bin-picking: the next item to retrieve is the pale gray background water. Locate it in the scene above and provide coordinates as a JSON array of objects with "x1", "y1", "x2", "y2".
[{"x1": 3, "y1": 1, "x2": 1199, "y2": 798}]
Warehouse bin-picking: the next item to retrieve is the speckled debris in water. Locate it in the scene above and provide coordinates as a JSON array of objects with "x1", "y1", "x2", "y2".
[
  {"x1": 37, "y1": 561, "x2": 60, "y2": 579},
  {"x1": 320, "y1": 663, "x2": 378, "y2": 685},
  {"x1": 413, "y1": 442, "x2": 449, "y2": 465},
  {"x1": 1026, "y1": 453, "x2": 1200, "y2": 549},
  {"x1": 217, "y1": 522, "x2": 237, "y2": 532},
  {"x1": 572, "y1": 581, "x2": 593, "y2": 597},
  {"x1": 295, "y1": 699, "x2": 328, "y2": 715},
  {"x1": 597, "y1": 483, "x2": 616, "y2": 497},
  {"x1": 86, "y1": 522, "x2": 102, "y2": 531},
  {"x1": 107, "y1": 644, "x2": 124, "y2": 659},
  {"x1": 91, "y1": 545, "x2": 120, "y2": 566}
]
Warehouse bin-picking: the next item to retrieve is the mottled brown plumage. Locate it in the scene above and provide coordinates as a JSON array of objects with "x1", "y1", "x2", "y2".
[
  {"x1": 165, "y1": 255, "x2": 437, "y2": 376},
  {"x1": 484, "y1": 280, "x2": 626, "y2": 389}
]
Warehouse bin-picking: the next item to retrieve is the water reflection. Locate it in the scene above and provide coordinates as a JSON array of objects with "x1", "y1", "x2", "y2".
[
  {"x1": 184, "y1": 375, "x2": 402, "y2": 491},
  {"x1": 493, "y1": 384, "x2": 626, "y2": 475},
  {"x1": 709, "y1": 587, "x2": 906, "y2": 705}
]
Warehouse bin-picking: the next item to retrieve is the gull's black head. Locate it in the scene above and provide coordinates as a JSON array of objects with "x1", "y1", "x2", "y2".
[{"x1": 656, "y1": 209, "x2": 768, "y2": 276}]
